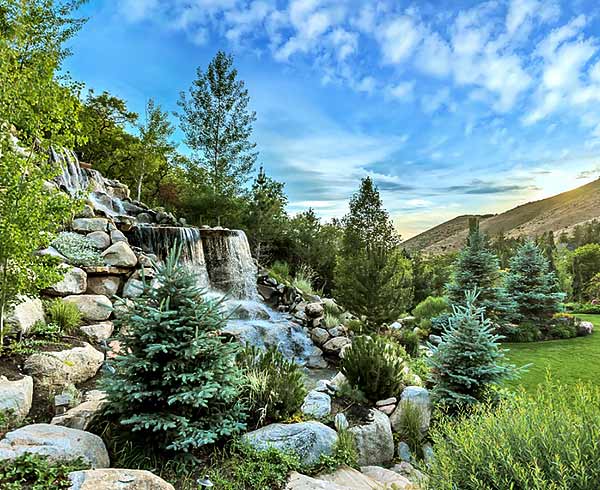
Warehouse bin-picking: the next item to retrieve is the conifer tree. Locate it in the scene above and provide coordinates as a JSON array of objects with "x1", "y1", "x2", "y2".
[
  {"x1": 103, "y1": 246, "x2": 246, "y2": 452},
  {"x1": 505, "y1": 240, "x2": 564, "y2": 323},
  {"x1": 334, "y1": 177, "x2": 412, "y2": 327},
  {"x1": 428, "y1": 291, "x2": 516, "y2": 411},
  {"x1": 447, "y1": 219, "x2": 512, "y2": 318}
]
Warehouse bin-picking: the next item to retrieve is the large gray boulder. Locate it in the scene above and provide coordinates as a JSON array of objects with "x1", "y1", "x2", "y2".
[
  {"x1": 390, "y1": 387, "x2": 431, "y2": 433},
  {"x1": 25, "y1": 343, "x2": 104, "y2": 388},
  {"x1": 86, "y1": 276, "x2": 120, "y2": 297},
  {"x1": 301, "y1": 390, "x2": 332, "y2": 419},
  {"x1": 101, "y1": 242, "x2": 137, "y2": 268},
  {"x1": 46, "y1": 266, "x2": 87, "y2": 296},
  {"x1": 51, "y1": 390, "x2": 107, "y2": 431},
  {"x1": 5, "y1": 296, "x2": 45, "y2": 336},
  {"x1": 72, "y1": 218, "x2": 109, "y2": 233},
  {"x1": 123, "y1": 277, "x2": 145, "y2": 298},
  {"x1": 305, "y1": 302, "x2": 324, "y2": 319},
  {"x1": 63, "y1": 294, "x2": 113, "y2": 321},
  {"x1": 349, "y1": 410, "x2": 395, "y2": 466},
  {"x1": 0, "y1": 424, "x2": 109, "y2": 468},
  {"x1": 68, "y1": 469, "x2": 175, "y2": 490},
  {"x1": 86, "y1": 231, "x2": 111, "y2": 251},
  {"x1": 0, "y1": 375, "x2": 33, "y2": 424},
  {"x1": 242, "y1": 422, "x2": 338, "y2": 465}
]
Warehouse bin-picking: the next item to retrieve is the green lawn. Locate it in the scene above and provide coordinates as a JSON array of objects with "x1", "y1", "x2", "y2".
[{"x1": 504, "y1": 314, "x2": 600, "y2": 392}]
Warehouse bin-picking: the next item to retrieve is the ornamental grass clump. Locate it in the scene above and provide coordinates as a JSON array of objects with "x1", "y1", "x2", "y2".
[
  {"x1": 340, "y1": 335, "x2": 409, "y2": 403},
  {"x1": 427, "y1": 381, "x2": 600, "y2": 490},
  {"x1": 102, "y1": 244, "x2": 246, "y2": 452},
  {"x1": 238, "y1": 346, "x2": 306, "y2": 428}
]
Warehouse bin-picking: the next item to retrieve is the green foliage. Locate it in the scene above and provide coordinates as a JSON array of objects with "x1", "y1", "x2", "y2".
[
  {"x1": 427, "y1": 381, "x2": 600, "y2": 490},
  {"x1": 46, "y1": 298, "x2": 81, "y2": 333},
  {"x1": 565, "y1": 302, "x2": 600, "y2": 314},
  {"x1": 178, "y1": 51, "x2": 257, "y2": 227},
  {"x1": 323, "y1": 312, "x2": 341, "y2": 329},
  {"x1": 505, "y1": 321, "x2": 541, "y2": 343},
  {"x1": 292, "y1": 265, "x2": 316, "y2": 297},
  {"x1": 340, "y1": 335, "x2": 409, "y2": 403},
  {"x1": 0, "y1": 453, "x2": 87, "y2": 490},
  {"x1": 505, "y1": 240, "x2": 564, "y2": 324},
  {"x1": 413, "y1": 296, "x2": 449, "y2": 330},
  {"x1": 571, "y1": 244, "x2": 600, "y2": 302},
  {"x1": 312, "y1": 428, "x2": 359, "y2": 473},
  {"x1": 335, "y1": 380, "x2": 369, "y2": 405},
  {"x1": 408, "y1": 252, "x2": 455, "y2": 308},
  {"x1": 447, "y1": 220, "x2": 513, "y2": 319},
  {"x1": 335, "y1": 178, "x2": 413, "y2": 327},
  {"x1": 546, "y1": 320, "x2": 577, "y2": 340},
  {"x1": 208, "y1": 442, "x2": 301, "y2": 490},
  {"x1": 585, "y1": 272, "x2": 600, "y2": 301},
  {"x1": 238, "y1": 346, "x2": 307, "y2": 428},
  {"x1": 102, "y1": 245, "x2": 246, "y2": 452},
  {"x1": 386, "y1": 328, "x2": 420, "y2": 357},
  {"x1": 0, "y1": 139, "x2": 76, "y2": 348},
  {"x1": 559, "y1": 219, "x2": 600, "y2": 249},
  {"x1": 51, "y1": 232, "x2": 103, "y2": 266},
  {"x1": 427, "y1": 291, "x2": 517, "y2": 411},
  {"x1": 396, "y1": 400, "x2": 425, "y2": 460},
  {"x1": 268, "y1": 261, "x2": 291, "y2": 284}
]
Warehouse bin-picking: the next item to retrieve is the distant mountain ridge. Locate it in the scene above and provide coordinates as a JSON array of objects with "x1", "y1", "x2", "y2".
[{"x1": 402, "y1": 178, "x2": 600, "y2": 254}]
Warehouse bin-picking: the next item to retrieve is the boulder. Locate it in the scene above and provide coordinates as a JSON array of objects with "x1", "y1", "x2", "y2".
[
  {"x1": 101, "y1": 242, "x2": 138, "y2": 268},
  {"x1": 301, "y1": 390, "x2": 332, "y2": 419},
  {"x1": 5, "y1": 296, "x2": 45, "y2": 335},
  {"x1": 360, "y1": 466, "x2": 414, "y2": 489},
  {"x1": 25, "y1": 343, "x2": 104, "y2": 388},
  {"x1": 286, "y1": 472, "x2": 346, "y2": 490},
  {"x1": 80, "y1": 322, "x2": 114, "y2": 342},
  {"x1": 0, "y1": 376, "x2": 33, "y2": 423},
  {"x1": 397, "y1": 441, "x2": 412, "y2": 462},
  {"x1": 322, "y1": 336, "x2": 351, "y2": 354},
  {"x1": 86, "y1": 231, "x2": 111, "y2": 250},
  {"x1": 38, "y1": 246, "x2": 67, "y2": 261},
  {"x1": 376, "y1": 397, "x2": 397, "y2": 407},
  {"x1": 136, "y1": 212, "x2": 154, "y2": 224},
  {"x1": 51, "y1": 391, "x2": 107, "y2": 431},
  {"x1": 123, "y1": 277, "x2": 144, "y2": 298},
  {"x1": 0, "y1": 424, "x2": 109, "y2": 468},
  {"x1": 242, "y1": 422, "x2": 337, "y2": 465},
  {"x1": 391, "y1": 462, "x2": 427, "y2": 485},
  {"x1": 75, "y1": 205, "x2": 95, "y2": 219},
  {"x1": 305, "y1": 302, "x2": 324, "y2": 318},
  {"x1": 311, "y1": 327, "x2": 330, "y2": 345},
  {"x1": 63, "y1": 295, "x2": 112, "y2": 321},
  {"x1": 349, "y1": 410, "x2": 394, "y2": 466},
  {"x1": 578, "y1": 321, "x2": 594, "y2": 336},
  {"x1": 86, "y1": 276, "x2": 120, "y2": 297},
  {"x1": 327, "y1": 326, "x2": 347, "y2": 337},
  {"x1": 68, "y1": 469, "x2": 175, "y2": 490},
  {"x1": 110, "y1": 229, "x2": 128, "y2": 243},
  {"x1": 390, "y1": 387, "x2": 431, "y2": 433},
  {"x1": 72, "y1": 218, "x2": 108, "y2": 233},
  {"x1": 46, "y1": 266, "x2": 87, "y2": 296}
]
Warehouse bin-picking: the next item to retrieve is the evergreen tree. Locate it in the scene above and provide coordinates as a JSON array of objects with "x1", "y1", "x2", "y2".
[
  {"x1": 428, "y1": 291, "x2": 516, "y2": 411},
  {"x1": 505, "y1": 240, "x2": 564, "y2": 323},
  {"x1": 570, "y1": 244, "x2": 600, "y2": 302},
  {"x1": 334, "y1": 177, "x2": 412, "y2": 326},
  {"x1": 246, "y1": 167, "x2": 288, "y2": 263},
  {"x1": 103, "y1": 246, "x2": 246, "y2": 452},
  {"x1": 178, "y1": 51, "x2": 257, "y2": 226},
  {"x1": 408, "y1": 251, "x2": 433, "y2": 308},
  {"x1": 447, "y1": 219, "x2": 512, "y2": 318}
]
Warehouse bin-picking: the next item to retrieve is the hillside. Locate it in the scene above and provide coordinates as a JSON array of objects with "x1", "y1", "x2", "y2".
[{"x1": 403, "y1": 178, "x2": 600, "y2": 254}]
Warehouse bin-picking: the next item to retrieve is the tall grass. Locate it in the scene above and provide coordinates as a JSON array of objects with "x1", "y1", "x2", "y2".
[{"x1": 427, "y1": 380, "x2": 600, "y2": 490}]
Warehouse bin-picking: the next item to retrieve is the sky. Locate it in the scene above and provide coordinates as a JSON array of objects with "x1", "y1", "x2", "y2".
[{"x1": 64, "y1": 0, "x2": 600, "y2": 238}]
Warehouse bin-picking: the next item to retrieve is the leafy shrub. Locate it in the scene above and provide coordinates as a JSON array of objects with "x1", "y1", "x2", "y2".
[
  {"x1": 335, "y1": 380, "x2": 369, "y2": 405},
  {"x1": 386, "y1": 328, "x2": 420, "y2": 357},
  {"x1": 566, "y1": 302, "x2": 600, "y2": 314},
  {"x1": 268, "y1": 261, "x2": 291, "y2": 284},
  {"x1": 413, "y1": 296, "x2": 449, "y2": 330},
  {"x1": 396, "y1": 400, "x2": 425, "y2": 460},
  {"x1": 46, "y1": 298, "x2": 81, "y2": 333},
  {"x1": 506, "y1": 322, "x2": 541, "y2": 342},
  {"x1": 341, "y1": 335, "x2": 409, "y2": 402},
  {"x1": 546, "y1": 321, "x2": 577, "y2": 340},
  {"x1": 208, "y1": 441, "x2": 301, "y2": 490},
  {"x1": 102, "y1": 246, "x2": 246, "y2": 452},
  {"x1": 0, "y1": 453, "x2": 87, "y2": 490},
  {"x1": 427, "y1": 381, "x2": 600, "y2": 490},
  {"x1": 429, "y1": 312, "x2": 451, "y2": 336},
  {"x1": 238, "y1": 346, "x2": 307, "y2": 428},
  {"x1": 345, "y1": 318, "x2": 366, "y2": 335},
  {"x1": 52, "y1": 232, "x2": 103, "y2": 267},
  {"x1": 312, "y1": 428, "x2": 359, "y2": 473}
]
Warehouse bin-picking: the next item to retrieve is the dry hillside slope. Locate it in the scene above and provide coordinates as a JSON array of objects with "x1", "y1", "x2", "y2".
[{"x1": 403, "y1": 178, "x2": 600, "y2": 254}]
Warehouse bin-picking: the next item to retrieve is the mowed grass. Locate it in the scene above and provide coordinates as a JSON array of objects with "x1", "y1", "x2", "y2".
[{"x1": 504, "y1": 315, "x2": 600, "y2": 392}]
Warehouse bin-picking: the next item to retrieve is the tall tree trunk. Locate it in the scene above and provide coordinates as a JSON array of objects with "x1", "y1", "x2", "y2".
[{"x1": 137, "y1": 173, "x2": 144, "y2": 202}]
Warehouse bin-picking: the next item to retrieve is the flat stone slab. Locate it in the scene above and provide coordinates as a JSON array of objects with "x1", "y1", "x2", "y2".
[{"x1": 69, "y1": 469, "x2": 175, "y2": 490}]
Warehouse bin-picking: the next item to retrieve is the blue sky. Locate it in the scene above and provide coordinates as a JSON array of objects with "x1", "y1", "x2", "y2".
[{"x1": 65, "y1": 0, "x2": 600, "y2": 238}]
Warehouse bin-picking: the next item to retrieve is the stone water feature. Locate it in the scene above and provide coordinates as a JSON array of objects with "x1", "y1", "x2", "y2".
[{"x1": 49, "y1": 148, "x2": 326, "y2": 368}]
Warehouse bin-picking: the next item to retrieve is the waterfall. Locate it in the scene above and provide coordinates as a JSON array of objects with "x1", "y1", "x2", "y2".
[
  {"x1": 51, "y1": 147, "x2": 89, "y2": 196},
  {"x1": 200, "y1": 229, "x2": 258, "y2": 300},
  {"x1": 129, "y1": 226, "x2": 210, "y2": 288}
]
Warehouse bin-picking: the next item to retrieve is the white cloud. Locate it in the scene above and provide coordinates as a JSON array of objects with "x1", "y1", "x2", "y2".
[
  {"x1": 378, "y1": 16, "x2": 423, "y2": 64},
  {"x1": 387, "y1": 81, "x2": 415, "y2": 100}
]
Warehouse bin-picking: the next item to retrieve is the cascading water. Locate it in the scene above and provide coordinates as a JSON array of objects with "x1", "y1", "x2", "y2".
[
  {"x1": 200, "y1": 229, "x2": 259, "y2": 300},
  {"x1": 129, "y1": 226, "x2": 210, "y2": 289}
]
